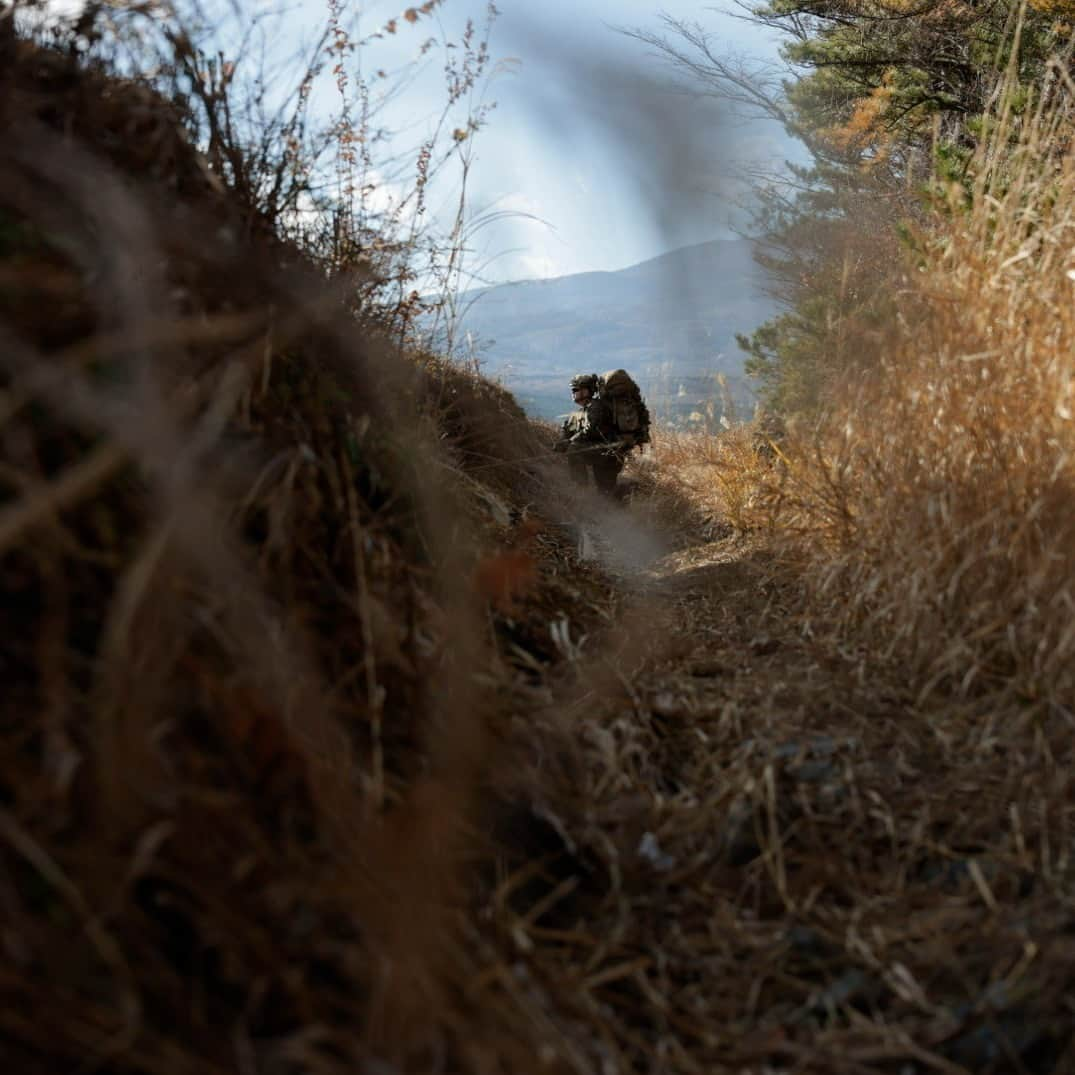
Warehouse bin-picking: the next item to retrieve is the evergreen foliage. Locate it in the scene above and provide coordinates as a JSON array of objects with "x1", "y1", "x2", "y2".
[{"x1": 659, "y1": 0, "x2": 1073, "y2": 414}]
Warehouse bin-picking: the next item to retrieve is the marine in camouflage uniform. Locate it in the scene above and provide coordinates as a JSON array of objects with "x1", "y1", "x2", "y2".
[
  {"x1": 751, "y1": 403, "x2": 787, "y2": 467},
  {"x1": 555, "y1": 373, "x2": 628, "y2": 497}
]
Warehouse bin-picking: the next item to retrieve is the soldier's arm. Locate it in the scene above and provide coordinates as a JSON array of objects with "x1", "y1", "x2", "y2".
[
  {"x1": 588, "y1": 400, "x2": 631, "y2": 454},
  {"x1": 555, "y1": 414, "x2": 581, "y2": 452},
  {"x1": 584, "y1": 400, "x2": 617, "y2": 442}
]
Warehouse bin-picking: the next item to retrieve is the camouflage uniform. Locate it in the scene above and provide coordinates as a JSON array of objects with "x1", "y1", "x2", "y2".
[
  {"x1": 559, "y1": 378, "x2": 627, "y2": 497},
  {"x1": 751, "y1": 405, "x2": 787, "y2": 466}
]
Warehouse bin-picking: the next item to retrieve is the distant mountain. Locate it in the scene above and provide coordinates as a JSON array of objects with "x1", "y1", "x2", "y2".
[{"x1": 453, "y1": 238, "x2": 778, "y2": 423}]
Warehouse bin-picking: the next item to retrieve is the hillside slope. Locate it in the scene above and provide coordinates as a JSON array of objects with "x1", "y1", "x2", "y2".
[
  {"x1": 454, "y1": 239, "x2": 777, "y2": 421},
  {"x1": 0, "y1": 27, "x2": 581, "y2": 1073}
]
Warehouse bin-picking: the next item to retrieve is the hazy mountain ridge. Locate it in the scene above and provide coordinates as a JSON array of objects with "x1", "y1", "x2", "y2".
[{"x1": 454, "y1": 238, "x2": 778, "y2": 421}]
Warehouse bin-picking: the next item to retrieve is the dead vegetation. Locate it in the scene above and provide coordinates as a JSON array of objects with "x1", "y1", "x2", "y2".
[
  {"x1": 0, "y1": 19, "x2": 570, "y2": 1072},
  {"x1": 640, "y1": 424, "x2": 779, "y2": 536},
  {"x1": 568, "y1": 60, "x2": 1075, "y2": 1073},
  {"x1": 4, "y1": 7, "x2": 1075, "y2": 1075}
]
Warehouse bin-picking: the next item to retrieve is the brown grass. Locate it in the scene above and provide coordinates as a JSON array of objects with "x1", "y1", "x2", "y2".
[
  {"x1": 756, "y1": 82, "x2": 1075, "y2": 713},
  {"x1": 6, "y1": 13, "x2": 1075, "y2": 1075},
  {"x1": 565, "y1": 63, "x2": 1075, "y2": 1073},
  {"x1": 652, "y1": 75, "x2": 1075, "y2": 713},
  {"x1": 635, "y1": 424, "x2": 778, "y2": 537},
  {"x1": 0, "y1": 26, "x2": 559, "y2": 1073}
]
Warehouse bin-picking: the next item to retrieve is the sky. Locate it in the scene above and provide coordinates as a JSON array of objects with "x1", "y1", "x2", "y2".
[
  {"x1": 39, "y1": 0, "x2": 803, "y2": 283},
  {"x1": 367, "y1": 0, "x2": 802, "y2": 282},
  {"x1": 231, "y1": 0, "x2": 803, "y2": 284}
]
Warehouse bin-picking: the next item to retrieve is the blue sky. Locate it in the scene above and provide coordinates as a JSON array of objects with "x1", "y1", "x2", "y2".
[
  {"x1": 424, "y1": 1, "x2": 796, "y2": 281},
  {"x1": 281, "y1": 0, "x2": 802, "y2": 283},
  {"x1": 476, "y1": 2, "x2": 797, "y2": 280},
  {"x1": 43, "y1": 0, "x2": 802, "y2": 282}
]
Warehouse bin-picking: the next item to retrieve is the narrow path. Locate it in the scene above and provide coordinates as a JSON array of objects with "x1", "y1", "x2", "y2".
[{"x1": 479, "y1": 519, "x2": 1073, "y2": 1075}]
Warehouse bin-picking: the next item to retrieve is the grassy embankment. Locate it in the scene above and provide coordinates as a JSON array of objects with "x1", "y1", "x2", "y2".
[
  {"x1": 621, "y1": 59, "x2": 1075, "y2": 1071},
  {"x1": 0, "y1": 21, "x2": 591, "y2": 1072}
]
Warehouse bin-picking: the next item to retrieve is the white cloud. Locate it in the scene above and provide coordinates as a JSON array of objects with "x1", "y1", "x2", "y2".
[{"x1": 507, "y1": 252, "x2": 561, "y2": 280}]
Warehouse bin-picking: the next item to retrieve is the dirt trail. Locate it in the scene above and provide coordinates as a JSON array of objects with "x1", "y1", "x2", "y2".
[{"x1": 482, "y1": 515, "x2": 1074, "y2": 1074}]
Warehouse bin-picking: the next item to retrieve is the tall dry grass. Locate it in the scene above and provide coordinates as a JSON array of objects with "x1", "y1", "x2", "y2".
[
  {"x1": 650, "y1": 60, "x2": 1075, "y2": 712},
  {"x1": 640, "y1": 423, "x2": 778, "y2": 536},
  {"x1": 740, "y1": 66, "x2": 1075, "y2": 710}
]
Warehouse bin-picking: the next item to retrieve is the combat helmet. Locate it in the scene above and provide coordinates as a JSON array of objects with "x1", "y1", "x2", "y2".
[{"x1": 570, "y1": 373, "x2": 601, "y2": 395}]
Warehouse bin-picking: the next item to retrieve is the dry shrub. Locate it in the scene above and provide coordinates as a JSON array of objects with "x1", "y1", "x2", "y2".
[
  {"x1": 640, "y1": 423, "x2": 782, "y2": 536},
  {"x1": 764, "y1": 77, "x2": 1075, "y2": 708},
  {"x1": 0, "y1": 25, "x2": 554, "y2": 1074}
]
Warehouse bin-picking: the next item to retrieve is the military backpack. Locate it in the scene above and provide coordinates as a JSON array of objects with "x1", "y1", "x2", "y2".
[{"x1": 600, "y1": 369, "x2": 651, "y2": 447}]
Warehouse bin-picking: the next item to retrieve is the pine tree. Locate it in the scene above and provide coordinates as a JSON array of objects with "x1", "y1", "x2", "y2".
[{"x1": 635, "y1": 1, "x2": 1070, "y2": 414}]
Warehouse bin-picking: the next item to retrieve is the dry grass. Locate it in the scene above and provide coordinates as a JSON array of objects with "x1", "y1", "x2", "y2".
[
  {"x1": 0, "y1": 28, "x2": 562, "y2": 1074},
  {"x1": 758, "y1": 85, "x2": 1075, "y2": 713},
  {"x1": 636, "y1": 424, "x2": 779, "y2": 536},
  {"x1": 472, "y1": 573, "x2": 1075, "y2": 1072},
  {"x1": 651, "y1": 77, "x2": 1075, "y2": 713},
  {"x1": 6, "y1": 14, "x2": 1075, "y2": 1075},
  {"x1": 563, "y1": 65, "x2": 1075, "y2": 1074}
]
